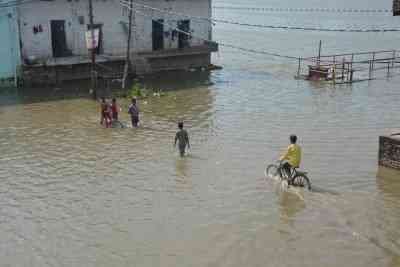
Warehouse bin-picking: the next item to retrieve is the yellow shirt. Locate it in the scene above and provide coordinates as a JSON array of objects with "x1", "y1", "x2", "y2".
[{"x1": 280, "y1": 144, "x2": 302, "y2": 168}]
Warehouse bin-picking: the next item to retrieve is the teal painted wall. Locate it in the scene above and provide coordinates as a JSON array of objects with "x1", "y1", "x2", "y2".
[{"x1": 0, "y1": 8, "x2": 20, "y2": 81}]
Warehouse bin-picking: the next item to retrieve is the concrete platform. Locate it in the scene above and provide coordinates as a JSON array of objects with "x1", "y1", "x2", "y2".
[
  {"x1": 21, "y1": 45, "x2": 217, "y2": 85},
  {"x1": 379, "y1": 133, "x2": 400, "y2": 170}
]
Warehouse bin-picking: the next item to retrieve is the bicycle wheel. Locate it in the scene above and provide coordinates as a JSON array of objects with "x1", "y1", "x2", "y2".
[
  {"x1": 265, "y1": 164, "x2": 279, "y2": 178},
  {"x1": 291, "y1": 173, "x2": 312, "y2": 190}
]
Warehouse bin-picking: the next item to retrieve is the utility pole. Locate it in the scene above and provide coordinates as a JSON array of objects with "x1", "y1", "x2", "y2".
[
  {"x1": 122, "y1": 0, "x2": 134, "y2": 89},
  {"x1": 88, "y1": 0, "x2": 97, "y2": 98}
]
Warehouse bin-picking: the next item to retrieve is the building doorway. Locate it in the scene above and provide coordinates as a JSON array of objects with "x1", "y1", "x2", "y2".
[
  {"x1": 178, "y1": 20, "x2": 190, "y2": 49},
  {"x1": 50, "y1": 20, "x2": 68, "y2": 58},
  {"x1": 87, "y1": 24, "x2": 103, "y2": 55},
  {"x1": 152, "y1": 19, "x2": 164, "y2": 51}
]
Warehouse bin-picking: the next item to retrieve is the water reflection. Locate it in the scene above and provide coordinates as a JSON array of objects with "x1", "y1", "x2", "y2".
[
  {"x1": 376, "y1": 166, "x2": 400, "y2": 266},
  {"x1": 142, "y1": 70, "x2": 213, "y2": 91},
  {"x1": 388, "y1": 256, "x2": 400, "y2": 267},
  {"x1": 278, "y1": 191, "x2": 306, "y2": 226},
  {"x1": 175, "y1": 158, "x2": 189, "y2": 179},
  {"x1": 376, "y1": 166, "x2": 400, "y2": 199}
]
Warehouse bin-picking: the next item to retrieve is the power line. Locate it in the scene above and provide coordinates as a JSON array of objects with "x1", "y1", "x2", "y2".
[
  {"x1": 120, "y1": 2, "x2": 299, "y2": 60},
  {"x1": 213, "y1": 6, "x2": 393, "y2": 14},
  {"x1": 120, "y1": 0, "x2": 400, "y2": 33},
  {"x1": 209, "y1": 20, "x2": 400, "y2": 33},
  {"x1": 119, "y1": 0, "x2": 212, "y2": 23},
  {"x1": 0, "y1": 0, "x2": 36, "y2": 9}
]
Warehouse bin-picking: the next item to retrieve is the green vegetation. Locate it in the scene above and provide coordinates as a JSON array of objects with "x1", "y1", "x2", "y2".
[
  {"x1": 125, "y1": 83, "x2": 166, "y2": 99},
  {"x1": 126, "y1": 83, "x2": 147, "y2": 99}
]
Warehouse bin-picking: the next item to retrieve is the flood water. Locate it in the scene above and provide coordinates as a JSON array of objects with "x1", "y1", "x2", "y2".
[{"x1": 1, "y1": 0, "x2": 400, "y2": 266}]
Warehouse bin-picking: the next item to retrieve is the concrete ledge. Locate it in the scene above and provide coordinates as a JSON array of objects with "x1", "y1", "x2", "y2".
[
  {"x1": 22, "y1": 52, "x2": 214, "y2": 86},
  {"x1": 379, "y1": 135, "x2": 400, "y2": 170}
]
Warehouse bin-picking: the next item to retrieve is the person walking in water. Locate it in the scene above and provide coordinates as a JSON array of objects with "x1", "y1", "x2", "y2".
[
  {"x1": 174, "y1": 122, "x2": 190, "y2": 157},
  {"x1": 111, "y1": 98, "x2": 119, "y2": 122},
  {"x1": 100, "y1": 97, "x2": 107, "y2": 125},
  {"x1": 100, "y1": 97, "x2": 112, "y2": 128},
  {"x1": 280, "y1": 135, "x2": 302, "y2": 180},
  {"x1": 128, "y1": 98, "x2": 140, "y2": 127}
]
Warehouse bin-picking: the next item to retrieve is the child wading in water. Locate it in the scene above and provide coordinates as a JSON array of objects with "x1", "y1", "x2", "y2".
[
  {"x1": 100, "y1": 97, "x2": 112, "y2": 128},
  {"x1": 174, "y1": 122, "x2": 190, "y2": 157},
  {"x1": 111, "y1": 98, "x2": 119, "y2": 121},
  {"x1": 128, "y1": 98, "x2": 140, "y2": 127}
]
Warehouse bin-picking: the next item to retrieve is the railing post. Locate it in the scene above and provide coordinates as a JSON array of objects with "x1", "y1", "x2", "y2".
[
  {"x1": 297, "y1": 57, "x2": 301, "y2": 78},
  {"x1": 332, "y1": 63, "x2": 336, "y2": 84},
  {"x1": 350, "y1": 68, "x2": 354, "y2": 82},
  {"x1": 341, "y1": 57, "x2": 345, "y2": 81},
  {"x1": 332, "y1": 56, "x2": 336, "y2": 83},
  {"x1": 350, "y1": 54, "x2": 354, "y2": 83},
  {"x1": 369, "y1": 60, "x2": 372, "y2": 80},
  {"x1": 392, "y1": 50, "x2": 396, "y2": 69},
  {"x1": 372, "y1": 52, "x2": 376, "y2": 73}
]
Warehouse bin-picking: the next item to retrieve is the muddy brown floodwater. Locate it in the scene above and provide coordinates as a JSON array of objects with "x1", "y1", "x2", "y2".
[{"x1": 1, "y1": 1, "x2": 400, "y2": 266}]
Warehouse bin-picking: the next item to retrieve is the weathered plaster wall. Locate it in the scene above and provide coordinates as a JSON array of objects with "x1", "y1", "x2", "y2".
[
  {"x1": 0, "y1": 7, "x2": 20, "y2": 81},
  {"x1": 18, "y1": 0, "x2": 212, "y2": 60}
]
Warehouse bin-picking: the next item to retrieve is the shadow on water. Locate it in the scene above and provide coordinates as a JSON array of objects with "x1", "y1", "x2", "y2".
[
  {"x1": 278, "y1": 191, "x2": 306, "y2": 226},
  {"x1": 0, "y1": 80, "x2": 95, "y2": 106},
  {"x1": 376, "y1": 166, "x2": 400, "y2": 199},
  {"x1": 0, "y1": 70, "x2": 213, "y2": 106},
  {"x1": 309, "y1": 185, "x2": 340, "y2": 196},
  {"x1": 175, "y1": 157, "x2": 190, "y2": 179},
  {"x1": 141, "y1": 69, "x2": 213, "y2": 91},
  {"x1": 376, "y1": 166, "x2": 400, "y2": 265}
]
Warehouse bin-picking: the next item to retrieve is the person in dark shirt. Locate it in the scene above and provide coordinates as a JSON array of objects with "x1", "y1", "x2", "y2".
[
  {"x1": 128, "y1": 98, "x2": 140, "y2": 127},
  {"x1": 174, "y1": 122, "x2": 190, "y2": 157}
]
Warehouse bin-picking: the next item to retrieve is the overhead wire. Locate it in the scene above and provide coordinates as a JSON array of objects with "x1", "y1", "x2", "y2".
[
  {"x1": 212, "y1": 6, "x2": 393, "y2": 14},
  {"x1": 0, "y1": 0, "x2": 35, "y2": 8},
  {"x1": 120, "y1": 1, "x2": 300, "y2": 60},
  {"x1": 119, "y1": 0, "x2": 400, "y2": 33}
]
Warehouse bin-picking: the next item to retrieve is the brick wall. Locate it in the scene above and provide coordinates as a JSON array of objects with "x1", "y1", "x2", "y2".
[{"x1": 379, "y1": 136, "x2": 400, "y2": 170}]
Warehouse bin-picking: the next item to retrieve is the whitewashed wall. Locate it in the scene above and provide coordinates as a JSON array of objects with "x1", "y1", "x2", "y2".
[{"x1": 18, "y1": 0, "x2": 212, "y2": 60}]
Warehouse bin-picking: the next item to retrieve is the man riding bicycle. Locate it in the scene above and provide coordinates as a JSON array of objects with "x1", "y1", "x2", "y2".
[{"x1": 280, "y1": 135, "x2": 302, "y2": 180}]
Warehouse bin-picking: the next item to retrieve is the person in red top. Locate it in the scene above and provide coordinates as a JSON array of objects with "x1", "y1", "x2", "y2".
[{"x1": 111, "y1": 98, "x2": 119, "y2": 121}]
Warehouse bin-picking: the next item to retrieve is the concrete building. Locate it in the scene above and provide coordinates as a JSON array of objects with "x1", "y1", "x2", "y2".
[
  {"x1": 0, "y1": 3, "x2": 20, "y2": 87},
  {"x1": 17, "y1": 0, "x2": 217, "y2": 84}
]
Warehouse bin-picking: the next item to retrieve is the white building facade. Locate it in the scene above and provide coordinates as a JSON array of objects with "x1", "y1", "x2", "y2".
[{"x1": 18, "y1": 0, "x2": 216, "y2": 80}]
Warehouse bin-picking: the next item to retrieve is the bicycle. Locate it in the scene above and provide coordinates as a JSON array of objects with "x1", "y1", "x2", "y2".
[{"x1": 265, "y1": 160, "x2": 312, "y2": 190}]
